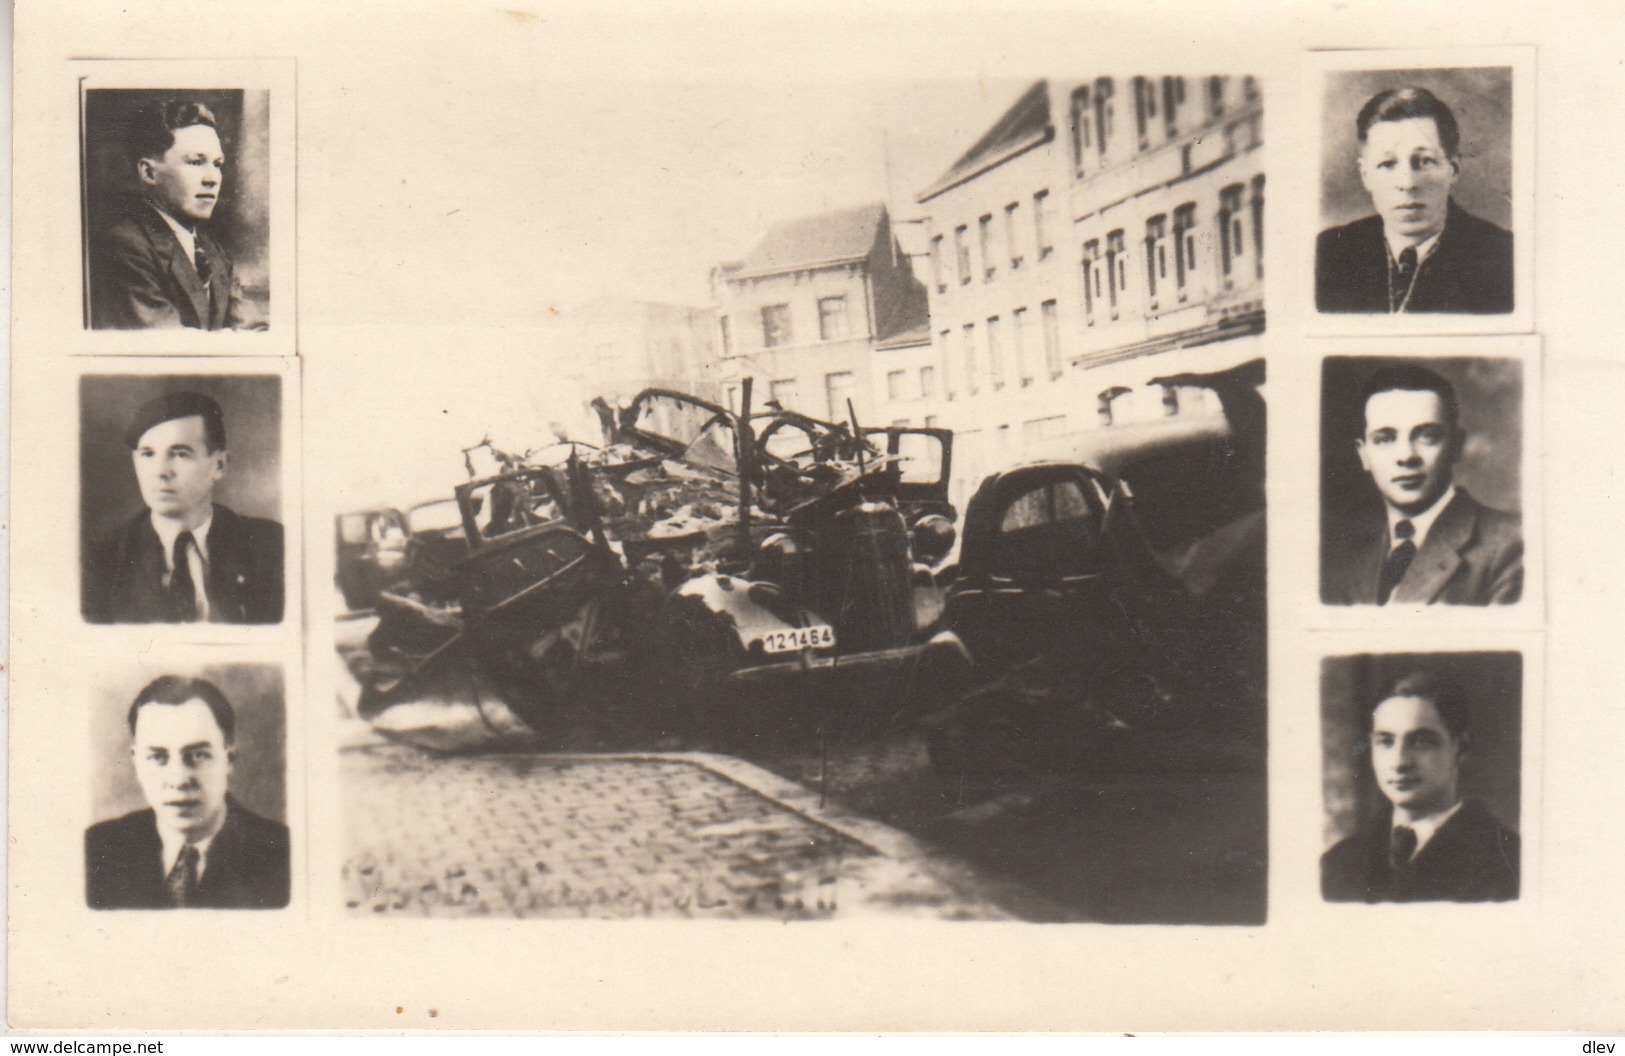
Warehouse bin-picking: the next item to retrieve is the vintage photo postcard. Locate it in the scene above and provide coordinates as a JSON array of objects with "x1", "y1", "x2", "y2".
[{"x1": 10, "y1": 0, "x2": 1625, "y2": 1035}]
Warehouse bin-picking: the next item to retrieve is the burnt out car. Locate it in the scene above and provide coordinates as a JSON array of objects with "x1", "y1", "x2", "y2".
[
  {"x1": 351, "y1": 382, "x2": 967, "y2": 745},
  {"x1": 928, "y1": 360, "x2": 1266, "y2": 773},
  {"x1": 335, "y1": 498, "x2": 466, "y2": 614}
]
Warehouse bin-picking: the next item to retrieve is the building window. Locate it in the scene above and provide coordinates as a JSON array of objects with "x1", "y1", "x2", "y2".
[
  {"x1": 1208, "y1": 76, "x2": 1226, "y2": 120},
  {"x1": 770, "y1": 378, "x2": 800, "y2": 409},
  {"x1": 979, "y1": 214, "x2": 996, "y2": 280},
  {"x1": 1034, "y1": 190, "x2": 1054, "y2": 260},
  {"x1": 1081, "y1": 239, "x2": 1102, "y2": 324},
  {"x1": 1219, "y1": 183, "x2": 1246, "y2": 281},
  {"x1": 939, "y1": 329, "x2": 954, "y2": 398},
  {"x1": 1145, "y1": 214, "x2": 1168, "y2": 308},
  {"x1": 1105, "y1": 230, "x2": 1127, "y2": 317},
  {"x1": 954, "y1": 225, "x2": 971, "y2": 285},
  {"x1": 886, "y1": 369, "x2": 908, "y2": 402},
  {"x1": 1173, "y1": 203, "x2": 1198, "y2": 300},
  {"x1": 1040, "y1": 299, "x2": 1061, "y2": 378},
  {"x1": 1094, "y1": 77, "x2": 1115, "y2": 157},
  {"x1": 719, "y1": 315, "x2": 732, "y2": 356},
  {"x1": 961, "y1": 323, "x2": 979, "y2": 394},
  {"x1": 1133, "y1": 76, "x2": 1156, "y2": 149},
  {"x1": 986, "y1": 315, "x2": 1004, "y2": 389},
  {"x1": 1005, "y1": 202, "x2": 1023, "y2": 268},
  {"x1": 1244, "y1": 76, "x2": 1259, "y2": 103},
  {"x1": 824, "y1": 371, "x2": 855, "y2": 422},
  {"x1": 920, "y1": 365, "x2": 936, "y2": 398},
  {"x1": 930, "y1": 235, "x2": 946, "y2": 293},
  {"x1": 761, "y1": 303, "x2": 791, "y2": 348},
  {"x1": 1250, "y1": 175, "x2": 1265, "y2": 281},
  {"x1": 1069, "y1": 85, "x2": 1092, "y2": 173},
  {"x1": 818, "y1": 295, "x2": 850, "y2": 341},
  {"x1": 1012, "y1": 307, "x2": 1031, "y2": 385},
  {"x1": 1163, "y1": 76, "x2": 1184, "y2": 137}
]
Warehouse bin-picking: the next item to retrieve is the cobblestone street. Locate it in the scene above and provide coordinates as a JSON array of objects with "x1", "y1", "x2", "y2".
[{"x1": 342, "y1": 743, "x2": 1022, "y2": 920}]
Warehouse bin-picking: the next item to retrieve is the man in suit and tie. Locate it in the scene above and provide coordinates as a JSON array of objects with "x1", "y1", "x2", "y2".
[
  {"x1": 1315, "y1": 86, "x2": 1513, "y2": 315},
  {"x1": 86, "y1": 675, "x2": 289, "y2": 910},
  {"x1": 83, "y1": 391, "x2": 284, "y2": 624},
  {"x1": 1323, "y1": 364, "x2": 1522, "y2": 606},
  {"x1": 88, "y1": 100, "x2": 263, "y2": 330},
  {"x1": 1322, "y1": 671, "x2": 1519, "y2": 903}
]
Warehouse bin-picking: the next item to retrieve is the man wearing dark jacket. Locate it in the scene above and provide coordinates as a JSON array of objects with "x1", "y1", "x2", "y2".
[
  {"x1": 1323, "y1": 672, "x2": 1519, "y2": 903},
  {"x1": 86, "y1": 676, "x2": 289, "y2": 910},
  {"x1": 1323, "y1": 364, "x2": 1521, "y2": 606},
  {"x1": 1316, "y1": 86, "x2": 1512, "y2": 314},
  {"x1": 89, "y1": 100, "x2": 261, "y2": 330},
  {"x1": 83, "y1": 391, "x2": 283, "y2": 624}
]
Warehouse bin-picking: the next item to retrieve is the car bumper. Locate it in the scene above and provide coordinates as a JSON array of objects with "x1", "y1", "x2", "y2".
[{"x1": 726, "y1": 630, "x2": 972, "y2": 688}]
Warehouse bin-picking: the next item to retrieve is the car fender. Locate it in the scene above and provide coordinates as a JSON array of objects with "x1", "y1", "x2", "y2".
[{"x1": 671, "y1": 575, "x2": 825, "y2": 652}]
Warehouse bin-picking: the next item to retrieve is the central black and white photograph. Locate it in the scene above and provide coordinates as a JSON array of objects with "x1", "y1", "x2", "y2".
[{"x1": 334, "y1": 76, "x2": 1267, "y2": 923}]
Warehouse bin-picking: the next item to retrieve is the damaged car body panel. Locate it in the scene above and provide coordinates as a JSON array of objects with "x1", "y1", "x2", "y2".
[{"x1": 930, "y1": 359, "x2": 1267, "y2": 773}]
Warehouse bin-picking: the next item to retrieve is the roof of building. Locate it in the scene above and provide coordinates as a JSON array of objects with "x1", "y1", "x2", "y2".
[
  {"x1": 732, "y1": 201, "x2": 889, "y2": 280},
  {"x1": 918, "y1": 79, "x2": 1053, "y2": 202}
]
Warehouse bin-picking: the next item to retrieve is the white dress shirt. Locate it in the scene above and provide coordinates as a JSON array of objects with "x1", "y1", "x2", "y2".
[
  {"x1": 158, "y1": 811, "x2": 226, "y2": 883},
  {"x1": 152, "y1": 205, "x2": 201, "y2": 270},
  {"x1": 1394, "y1": 800, "x2": 1464, "y2": 861},
  {"x1": 1387, "y1": 483, "x2": 1457, "y2": 554}
]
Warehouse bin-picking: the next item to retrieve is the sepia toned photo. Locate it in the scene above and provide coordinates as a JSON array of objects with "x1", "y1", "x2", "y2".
[
  {"x1": 1321, "y1": 651, "x2": 1521, "y2": 903},
  {"x1": 80, "y1": 372, "x2": 285, "y2": 625},
  {"x1": 86, "y1": 662, "x2": 289, "y2": 910},
  {"x1": 81, "y1": 87, "x2": 272, "y2": 332},
  {"x1": 1315, "y1": 64, "x2": 1514, "y2": 317},
  {"x1": 334, "y1": 75, "x2": 1267, "y2": 924},
  {"x1": 14, "y1": 0, "x2": 1625, "y2": 1033},
  {"x1": 1320, "y1": 354, "x2": 1522, "y2": 607}
]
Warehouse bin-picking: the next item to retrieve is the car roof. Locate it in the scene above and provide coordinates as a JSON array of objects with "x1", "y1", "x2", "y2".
[{"x1": 1003, "y1": 412, "x2": 1232, "y2": 480}]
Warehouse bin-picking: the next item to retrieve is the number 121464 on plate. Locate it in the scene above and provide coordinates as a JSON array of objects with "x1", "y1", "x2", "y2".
[{"x1": 760, "y1": 625, "x2": 837, "y2": 653}]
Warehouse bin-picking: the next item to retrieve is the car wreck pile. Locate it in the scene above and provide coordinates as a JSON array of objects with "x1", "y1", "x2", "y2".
[
  {"x1": 340, "y1": 382, "x2": 965, "y2": 746},
  {"x1": 340, "y1": 361, "x2": 1266, "y2": 772}
]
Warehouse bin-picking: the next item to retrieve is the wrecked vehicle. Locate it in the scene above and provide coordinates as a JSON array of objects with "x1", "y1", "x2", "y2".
[
  {"x1": 346, "y1": 382, "x2": 967, "y2": 745},
  {"x1": 926, "y1": 359, "x2": 1267, "y2": 774}
]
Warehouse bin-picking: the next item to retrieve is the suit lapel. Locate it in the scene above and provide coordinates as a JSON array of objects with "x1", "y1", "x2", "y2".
[
  {"x1": 140, "y1": 211, "x2": 211, "y2": 327},
  {"x1": 1393, "y1": 492, "x2": 1475, "y2": 604},
  {"x1": 196, "y1": 801, "x2": 240, "y2": 904},
  {"x1": 1344, "y1": 514, "x2": 1388, "y2": 604},
  {"x1": 204, "y1": 505, "x2": 249, "y2": 623},
  {"x1": 122, "y1": 517, "x2": 173, "y2": 622},
  {"x1": 196, "y1": 228, "x2": 228, "y2": 328}
]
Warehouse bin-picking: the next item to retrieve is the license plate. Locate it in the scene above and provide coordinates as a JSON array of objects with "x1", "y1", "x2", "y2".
[{"x1": 759, "y1": 624, "x2": 837, "y2": 653}]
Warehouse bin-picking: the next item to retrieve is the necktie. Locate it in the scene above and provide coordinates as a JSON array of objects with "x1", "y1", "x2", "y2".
[
  {"x1": 1391, "y1": 246, "x2": 1419, "y2": 312},
  {"x1": 167, "y1": 844, "x2": 200, "y2": 907},
  {"x1": 1377, "y1": 519, "x2": 1416, "y2": 605},
  {"x1": 193, "y1": 241, "x2": 213, "y2": 287},
  {"x1": 1389, "y1": 825, "x2": 1418, "y2": 870},
  {"x1": 193, "y1": 242, "x2": 216, "y2": 320},
  {"x1": 169, "y1": 530, "x2": 199, "y2": 622}
]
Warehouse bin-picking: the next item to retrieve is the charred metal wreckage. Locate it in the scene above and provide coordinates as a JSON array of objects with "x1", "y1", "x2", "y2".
[
  {"x1": 339, "y1": 361, "x2": 1264, "y2": 770},
  {"x1": 339, "y1": 381, "x2": 966, "y2": 747}
]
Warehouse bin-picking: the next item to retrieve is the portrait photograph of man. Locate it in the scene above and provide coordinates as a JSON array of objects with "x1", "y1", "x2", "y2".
[
  {"x1": 82, "y1": 88, "x2": 271, "y2": 331},
  {"x1": 1320, "y1": 355, "x2": 1523, "y2": 607},
  {"x1": 81, "y1": 374, "x2": 284, "y2": 625},
  {"x1": 85, "y1": 665, "x2": 289, "y2": 910},
  {"x1": 1314, "y1": 66, "x2": 1514, "y2": 316},
  {"x1": 1321, "y1": 652, "x2": 1521, "y2": 904}
]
